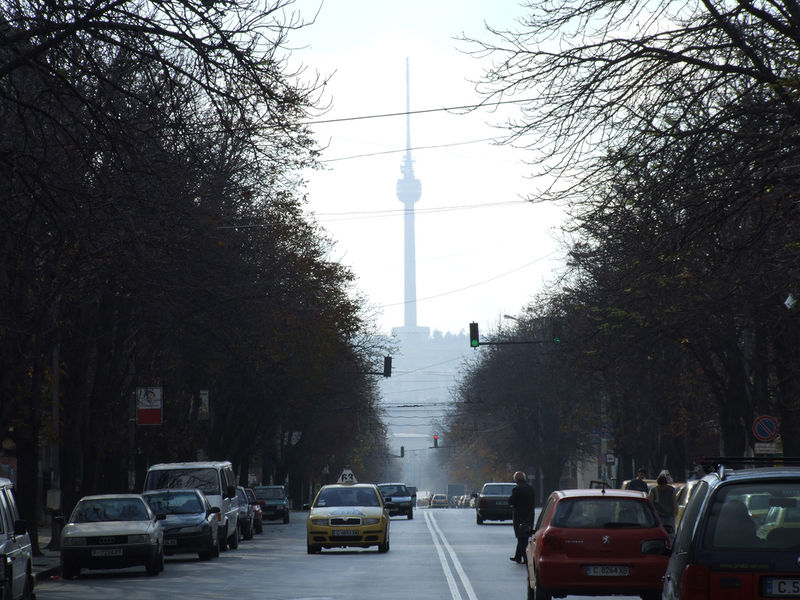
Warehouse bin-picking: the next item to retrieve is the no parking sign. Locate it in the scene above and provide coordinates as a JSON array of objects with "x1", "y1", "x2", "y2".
[{"x1": 753, "y1": 415, "x2": 779, "y2": 442}]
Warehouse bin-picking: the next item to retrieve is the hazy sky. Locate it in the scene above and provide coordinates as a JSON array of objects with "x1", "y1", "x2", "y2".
[{"x1": 289, "y1": 1, "x2": 566, "y2": 336}]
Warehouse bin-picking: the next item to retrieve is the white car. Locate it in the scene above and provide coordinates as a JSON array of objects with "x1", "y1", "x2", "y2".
[{"x1": 60, "y1": 494, "x2": 165, "y2": 578}]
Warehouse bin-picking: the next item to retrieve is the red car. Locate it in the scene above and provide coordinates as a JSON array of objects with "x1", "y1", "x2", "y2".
[{"x1": 526, "y1": 488, "x2": 671, "y2": 600}]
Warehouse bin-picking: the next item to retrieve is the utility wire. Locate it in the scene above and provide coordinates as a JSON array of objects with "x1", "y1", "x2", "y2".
[{"x1": 306, "y1": 98, "x2": 535, "y2": 125}]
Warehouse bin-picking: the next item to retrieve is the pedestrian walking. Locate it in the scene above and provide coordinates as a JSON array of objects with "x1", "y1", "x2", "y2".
[
  {"x1": 508, "y1": 471, "x2": 536, "y2": 564},
  {"x1": 627, "y1": 468, "x2": 649, "y2": 493},
  {"x1": 649, "y1": 473, "x2": 677, "y2": 536}
]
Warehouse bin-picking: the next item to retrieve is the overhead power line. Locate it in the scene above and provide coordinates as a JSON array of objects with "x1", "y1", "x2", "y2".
[{"x1": 306, "y1": 98, "x2": 536, "y2": 125}]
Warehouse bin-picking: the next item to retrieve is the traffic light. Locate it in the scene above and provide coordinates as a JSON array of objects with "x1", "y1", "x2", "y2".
[
  {"x1": 383, "y1": 356, "x2": 392, "y2": 377},
  {"x1": 469, "y1": 322, "x2": 479, "y2": 348},
  {"x1": 433, "y1": 434, "x2": 439, "y2": 448},
  {"x1": 400, "y1": 445, "x2": 405, "y2": 458}
]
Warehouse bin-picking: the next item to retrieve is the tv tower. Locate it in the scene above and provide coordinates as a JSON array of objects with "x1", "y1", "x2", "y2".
[{"x1": 395, "y1": 58, "x2": 427, "y2": 335}]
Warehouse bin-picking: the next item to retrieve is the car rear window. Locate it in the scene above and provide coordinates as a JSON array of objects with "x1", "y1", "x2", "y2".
[
  {"x1": 145, "y1": 468, "x2": 221, "y2": 495},
  {"x1": 551, "y1": 497, "x2": 659, "y2": 528},
  {"x1": 482, "y1": 484, "x2": 514, "y2": 496},
  {"x1": 379, "y1": 485, "x2": 408, "y2": 496},
  {"x1": 254, "y1": 487, "x2": 284, "y2": 500},
  {"x1": 702, "y1": 481, "x2": 800, "y2": 550}
]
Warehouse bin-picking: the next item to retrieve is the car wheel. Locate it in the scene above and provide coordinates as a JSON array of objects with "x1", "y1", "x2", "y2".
[
  {"x1": 229, "y1": 522, "x2": 240, "y2": 549},
  {"x1": 219, "y1": 526, "x2": 229, "y2": 552},
  {"x1": 407, "y1": 508, "x2": 413, "y2": 520},
  {"x1": 145, "y1": 548, "x2": 162, "y2": 576},
  {"x1": 255, "y1": 519, "x2": 263, "y2": 534},
  {"x1": 307, "y1": 543, "x2": 321, "y2": 554},
  {"x1": 199, "y1": 530, "x2": 216, "y2": 560},
  {"x1": 246, "y1": 519, "x2": 254, "y2": 540},
  {"x1": 283, "y1": 512, "x2": 290, "y2": 524},
  {"x1": 212, "y1": 528, "x2": 220, "y2": 557},
  {"x1": 60, "y1": 556, "x2": 80, "y2": 580},
  {"x1": 22, "y1": 572, "x2": 34, "y2": 600},
  {"x1": 476, "y1": 514, "x2": 484, "y2": 525}
]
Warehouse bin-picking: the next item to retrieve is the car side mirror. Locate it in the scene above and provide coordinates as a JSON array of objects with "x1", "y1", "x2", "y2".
[
  {"x1": 303, "y1": 503, "x2": 310, "y2": 511},
  {"x1": 14, "y1": 519, "x2": 27, "y2": 536},
  {"x1": 208, "y1": 506, "x2": 220, "y2": 515}
]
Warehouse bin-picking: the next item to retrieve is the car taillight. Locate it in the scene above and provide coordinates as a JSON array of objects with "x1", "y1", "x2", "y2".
[
  {"x1": 541, "y1": 532, "x2": 564, "y2": 553},
  {"x1": 217, "y1": 512, "x2": 222, "y2": 522},
  {"x1": 680, "y1": 564, "x2": 710, "y2": 600},
  {"x1": 479, "y1": 498, "x2": 487, "y2": 510}
]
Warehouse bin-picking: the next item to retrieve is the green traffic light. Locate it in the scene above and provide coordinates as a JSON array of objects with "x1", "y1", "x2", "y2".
[{"x1": 469, "y1": 322, "x2": 479, "y2": 348}]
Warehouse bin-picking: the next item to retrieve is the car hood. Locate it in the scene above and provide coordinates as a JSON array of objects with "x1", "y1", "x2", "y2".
[
  {"x1": 309, "y1": 506, "x2": 385, "y2": 519},
  {"x1": 161, "y1": 514, "x2": 206, "y2": 527},
  {"x1": 63, "y1": 521, "x2": 156, "y2": 536}
]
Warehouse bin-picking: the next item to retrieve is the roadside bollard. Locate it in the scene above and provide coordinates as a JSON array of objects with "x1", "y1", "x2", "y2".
[{"x1": 46, "y1": 513, "x2": 64, "y2": 551}]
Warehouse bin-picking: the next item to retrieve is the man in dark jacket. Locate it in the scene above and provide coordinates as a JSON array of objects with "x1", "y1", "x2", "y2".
[{"x1": 508, "y1": 471, "x2": 536, "y2": 564}]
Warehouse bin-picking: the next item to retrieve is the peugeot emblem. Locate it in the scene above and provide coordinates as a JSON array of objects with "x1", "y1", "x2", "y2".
[{"x1": 602, "y1": 535, "x2": 610, "y2": 544}]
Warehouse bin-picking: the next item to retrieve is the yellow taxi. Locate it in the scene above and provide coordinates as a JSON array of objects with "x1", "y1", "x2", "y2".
[{"x1": 306, "y1": 471, "x2": 390, "y2": 554}]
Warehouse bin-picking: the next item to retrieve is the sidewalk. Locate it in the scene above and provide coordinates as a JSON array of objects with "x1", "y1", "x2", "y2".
[{"x1": 33, "y1": 527, "x2": 62, "y2": 582}]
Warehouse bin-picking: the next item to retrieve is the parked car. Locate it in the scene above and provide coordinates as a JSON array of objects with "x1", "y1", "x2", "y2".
[
  {"x1": 675, "y1": 477, "x2": 702, "y2": 528},
  {"x1": 526, "y1": 488, "x2": 670, "y2": 600},
  {"x1": 234, "y1": 486, "x2": 254, "y2": 540},
  {"x1": 60, "y1": 494, "x2": 165, "y2": 578},
  {"x1": 662, "y1": 459, "x2": 800, "y2": 600},
  {"x1": 142, "y1": 489, "x2": 220, "y2": 560},
  {"x1": 143, "y1": 461, "x2": 239, "y2": 550},
  {"x1": 429, "y1": 493, "x2": 448, "y2": 508},
  {"x1": 0, "y1": 477, "x2": 34, "y2": 599},
  {"x1": 475, "y1": 482, "x2": 515, "y2": 524},
  {"x1": 253, "y1": 485, "x2": 290, "y2": 523},
  {"x1": 377, "y1": 483, "x2": 414, "y2": 519},
  {"x1": 244, "y1": 488, "x2": 263, "y2": 534},
  {"x1": 305, "y1": 482, "x2": 389, "y2": 553}
]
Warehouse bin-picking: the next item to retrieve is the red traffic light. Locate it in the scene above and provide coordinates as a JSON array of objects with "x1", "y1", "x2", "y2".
[{"x1": 433, "y1": 434, "x2": 439, "y2": 448}]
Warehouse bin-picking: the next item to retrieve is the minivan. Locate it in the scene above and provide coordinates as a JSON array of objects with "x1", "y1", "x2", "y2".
[
  {"x1": 0, "y1": 477, "x2": 34, "y2": 599},
  {"x1": 143, "y1": 461, "x2": 240, "y2": 551}
]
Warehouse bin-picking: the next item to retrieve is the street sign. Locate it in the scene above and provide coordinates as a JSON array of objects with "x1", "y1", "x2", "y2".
[
  {"x1": 753, "y1": 415, "x2": 779, "y2": 442},
  {"x1": 755, "y1": 442, "x2": 778, "y2": 455}
]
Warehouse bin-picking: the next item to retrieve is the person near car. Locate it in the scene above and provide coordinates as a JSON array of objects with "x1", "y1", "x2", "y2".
[
  {"x1": 649, "y1": 473, "x2": 678, "y2": 535},
  {"x1": 628, "y1": 468, "x2": 649, "y2": 492},
  {"x1": 508, "y1": 471, "x2": 536, "y2": 564}
]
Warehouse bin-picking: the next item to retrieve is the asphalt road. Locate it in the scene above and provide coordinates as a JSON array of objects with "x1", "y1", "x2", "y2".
[{"x1": 33, "y1": 507, "x2": 649, "y2": 600}]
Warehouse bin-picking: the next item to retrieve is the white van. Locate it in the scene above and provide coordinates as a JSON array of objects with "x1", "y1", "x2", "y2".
[
  {"x1": 0, "y1": 477, "x2": 34, "y2": 599},
  {"x1": 143, "y1": 461, "x2": 240, "y2": 550}
]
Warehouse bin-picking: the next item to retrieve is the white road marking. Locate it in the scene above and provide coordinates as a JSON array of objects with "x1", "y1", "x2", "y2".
[{"x1": 424, "y1": 510, "x2": 479, "y2": 600}]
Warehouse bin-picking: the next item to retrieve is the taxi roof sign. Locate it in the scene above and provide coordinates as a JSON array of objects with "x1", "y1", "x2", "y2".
[{"x1": 337, "y1": 469, "x2": 358, "y2": 484}]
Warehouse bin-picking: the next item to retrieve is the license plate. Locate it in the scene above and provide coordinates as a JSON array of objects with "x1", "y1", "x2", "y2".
[
  {"x1": 91, "y1": 548, "x2": 123, "y2": 557},
  {"x1": 332, "y1": 529, "x2": 359, "y2": 537},
  {"x1": 496, "y1": 501, "x2": 508, "y2": 506},
  {"x1": 585, "y1": 565, "x2": 630, "y2": 576},
  {"x1": 164, "y1": 539, "x2": 178, "y2": 546},
  {"x1": 764, "y1": 578, "x2": 800, "y2": 597}
]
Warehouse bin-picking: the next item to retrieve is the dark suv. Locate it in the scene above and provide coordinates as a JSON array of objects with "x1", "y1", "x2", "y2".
[{"x1": 662, "y1": 458, "x2": 800, "y2": 600}]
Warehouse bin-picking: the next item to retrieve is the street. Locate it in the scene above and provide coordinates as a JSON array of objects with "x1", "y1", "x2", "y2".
[{"x1": 34, "y1": 507, "x2": 648, "y2": 600}]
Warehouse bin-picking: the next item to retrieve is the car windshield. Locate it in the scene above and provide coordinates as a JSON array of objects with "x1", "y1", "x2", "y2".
[
  {"x1": 551, "y1": 497, "x2": 659, "y2": 528},
  {"x1": 144, "y1": 492, "x2": 202, "y2": 515},
  {"x1": 378, "y1": 485, "x2": 408, "y2": 496},
  {"x1": 254, "y1": 487, "x2": 284, "y2": 500},
  {"x1": 72, "y1": 498, "x2": 149, "y2": 522},
  {"x1": 702, "y1": 481, "x2": 800, "y2": 550},
  {"x1": 315, "y1": 487, "x2": 380, "y2": 507},
  {"x1": 483, "y1": 484, "x2": 514, "y2": 496},
  {"x1": 146, "y1": 468, "x2": 220, "y2": 496}
]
